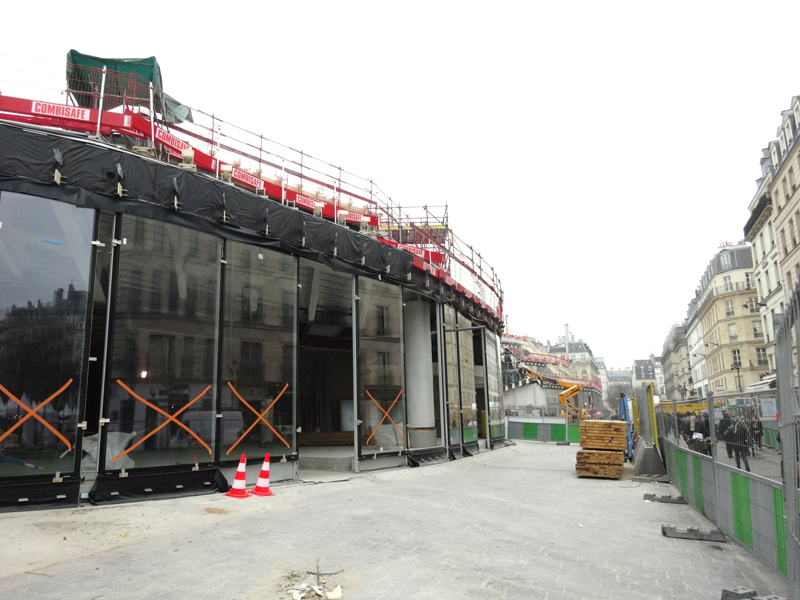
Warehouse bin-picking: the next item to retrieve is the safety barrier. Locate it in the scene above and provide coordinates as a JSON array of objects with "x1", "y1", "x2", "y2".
[
  {"x1": 663, "y1": 438, "x2": 787, "y2": 579},
  {"x1": 506, "y1": 418, "x2": 580, "y2": 443}
]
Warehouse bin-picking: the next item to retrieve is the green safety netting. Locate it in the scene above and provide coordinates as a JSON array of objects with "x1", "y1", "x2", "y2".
[{"x1": 66, "y1": 50, "x2": 192, "y2": 124}]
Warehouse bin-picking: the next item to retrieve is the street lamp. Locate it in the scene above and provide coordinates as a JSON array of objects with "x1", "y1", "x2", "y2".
[{"x1": 731, "y1": 361, "x2": 742, "y2": 392}]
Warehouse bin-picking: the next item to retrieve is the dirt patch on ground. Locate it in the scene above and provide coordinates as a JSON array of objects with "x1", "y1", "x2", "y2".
[{"x1": 202, "y1": 507, "x2": 229, "y2": 515}]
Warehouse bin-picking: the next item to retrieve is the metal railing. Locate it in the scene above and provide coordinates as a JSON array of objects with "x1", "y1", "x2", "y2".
[{"x1": 0, "y1": 56, "x2": 504, "y2": 318}]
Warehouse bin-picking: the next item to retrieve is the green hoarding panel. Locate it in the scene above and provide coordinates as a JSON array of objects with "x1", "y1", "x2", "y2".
[
  {"x1": 730, "y1": 472, "x2": 754, "y2": 549},
  {"x1": 522, "y1": 423, "x2": 538, "y2": 440}
]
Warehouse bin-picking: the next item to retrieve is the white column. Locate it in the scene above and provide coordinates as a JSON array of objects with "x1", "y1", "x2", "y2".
[{"x1": 404, "y1": 301, "x2": 436, "y2": 448}]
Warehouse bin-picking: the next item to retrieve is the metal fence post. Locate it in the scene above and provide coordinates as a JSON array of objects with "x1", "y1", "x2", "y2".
[{"x1": 776, "y1": 308, "x2": 799, "y2": 598}]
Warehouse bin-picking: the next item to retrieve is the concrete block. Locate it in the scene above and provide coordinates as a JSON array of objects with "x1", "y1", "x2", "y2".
[
  {"x1": 753, "y1": 596, "x2": 787, "y2": 600},
  {"x1": 720, "y1": 587, "x2": 757, "y2": 600},
  {"x1": 633, "y1": 439, "x2": 667, "y2": 476},
  {"x1": 644, "y1": 493, "x2": 687, "y2": 504},
  {"x1": 661, "y1": 524, "x2": 726, "y2": 542}
]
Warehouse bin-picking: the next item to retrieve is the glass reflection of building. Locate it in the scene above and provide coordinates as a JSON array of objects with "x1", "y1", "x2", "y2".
[
  {"x1": 0, "y1": 193, "x2": 91, "y2": 478},
  {"x1": 0, "y1": 187, "x2": 503, "y2": 496}
]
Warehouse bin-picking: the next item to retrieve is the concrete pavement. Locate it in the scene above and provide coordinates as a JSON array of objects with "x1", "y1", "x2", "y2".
[{"x1": 0, "y1": 441, "x2": 788, "y2": 600}]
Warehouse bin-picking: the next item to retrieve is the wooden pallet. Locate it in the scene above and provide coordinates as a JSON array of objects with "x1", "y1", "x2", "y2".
[
  {"x1": 575, "y1": 448, "x2": 624, "y2": 479},
  {"x1": 579, "y1": 420, "x2": 628, "y2": 451},
  {"x1": 576, "y1": 464, "x2": 624, "y2": 479}
]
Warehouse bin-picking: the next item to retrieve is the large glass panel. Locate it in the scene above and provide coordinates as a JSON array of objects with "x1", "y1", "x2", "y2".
[
  {"x1": 402, "y1": 293, "x2": 442, "y2": 449},
  {"x1": 297, "y1": 260, "x2": 353, "y2": 448},
  {"x1": 443, "y1": 305, "x2": 462, "y2": 447},
  {"x1": 220, "y1": 242, "x2": 296, "y2": 461},
  {"x1": 104, "y1": 216, "x2": 220, "y2": 471},
  {"x1": 0, "y1": 193, "x2": 93, "y2": 477},
  {"x1": 458, "y1": 313, "x2": 478, "y2": 444},
  {"x1": 358, "y1": 278, "x2": 405, "y2": 454},
  {"x1": 485, "y1": 330, "x2": 505, "y2": 440}
]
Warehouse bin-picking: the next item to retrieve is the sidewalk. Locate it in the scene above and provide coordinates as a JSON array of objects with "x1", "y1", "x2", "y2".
[
  {"x1": 672, "y1": 434, "x2": 783, "y2": 481},
  {"x1": 0, "y1": 441, "x2": 787, "y2": 600}
]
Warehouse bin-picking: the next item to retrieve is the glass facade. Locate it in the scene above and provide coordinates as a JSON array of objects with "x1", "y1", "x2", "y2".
[
  {"x1": 485, "y1": 331, "x2": 505, "y2": 439},
  {"x1": 0, "y1": 191, "x2": 506, "y2": 487},
  {"x1": 220, "y1": 241, "x2": 296, "y2": 460},
  {"x1": 297, "y1": 260, "x2": 354, "y2": 442},
  {"x1": 458, "y1": 313, "x2": 478, "y2": 444},
  {"x1": 104, "y1": 216, "x2": 220, "y2": 471},
  {"x1": 358, "y1": 278, "x2": 405, "y2": 454},
  {"x1": 443, "y1": 305, "x2": 462, "y2": 447},
  {"x1": 0, "y1": 193, "x2": 93, "y2": 477}
]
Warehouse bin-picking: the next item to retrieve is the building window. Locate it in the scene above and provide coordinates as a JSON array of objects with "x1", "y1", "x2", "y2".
[
  {"x1": 753, "y1": 320, "x2": 764, "y2": 338},
  {"x1": 149, "y1": 270, "x2": 162, "y2": 311},
  {"x1": 725, "y1": 300, "x2": 734, "y2": 317},
  {"x1": 728, "y1": 323, "x2": 738, "y2": 342},
  {"x1": 757, "y1": 347, "x2": 768, "y2": 366},
  {"x1": 182, "y1": 337, "x2": 195, "y2": 379},
  {"x1": 168, "y1": 272, "x2": 179, "y2": 313},
  {"x1": 148, "y1": 335, "x2": 176, "y2": 378},
  {"x1": 376, "y1": 305, "x2": 388, "y2": 336},
  {"x1": 720, "y1": 253, "x2": 731, "y2": 269},
  {"x1": 723, "y1": 275, "x2": 732, "y2": 292},
  {"x1": 732, "y1": 349, "x2": 741, "y2": 367},
  {"x1": 240, "y1": 341, "x2": 263, "y2": 383},
  {"x1": 748, "y1": 296, "x2": 758, "y2": 313},
  {"x1": 745, "y1": 272, "x2": 753, "y2": 289}
]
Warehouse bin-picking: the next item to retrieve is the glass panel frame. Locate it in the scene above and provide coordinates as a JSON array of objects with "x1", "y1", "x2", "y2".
[
  {"x1": 0, "y1": 192, "x2": 95, "y2": 479},
  {"x1": 357, "y1": 277, "x2": 405, "y2": 457},
  {"x1": 102, "y1": 215, "x2": 221, "y2": 473},
  {"x1": 442, "y1": 304, "x2": 462, "y2": 450},
  {"x1": 219, "y1": 240, "x2": 297, "y2": 463},
  {"x1": 485, "y1": 330, "x2": 505, "y2": 442}
]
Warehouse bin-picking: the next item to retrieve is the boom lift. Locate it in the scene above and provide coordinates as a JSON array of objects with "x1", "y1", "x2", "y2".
[{"x1": 520, "y1": 366, "x2": 587, "y2": 421}]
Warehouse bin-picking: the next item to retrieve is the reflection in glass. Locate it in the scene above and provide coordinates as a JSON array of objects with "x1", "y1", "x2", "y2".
[
  {"x1": 358, "y1": 278, "x2": 404, "y2": 454},
  {"x1": 105, "y1": 216, "x2": 220, "y2": 471},
  {"x1": 443, "y1": 305, "x2": 462, "y2": 446},
  {"x1": 458, "y1": 313, "x2": 478, "y2": 443},
  {"x1": 485, "y1": 331, "x2": 505, "y2": 439},
  {"x1": 0, "y1": 193, "x2": 93, "y2": 477},
  {"x1": 297, "y1": 261, "x2": 353, "y2": 445},
  {"x1": 220, "y1": 242, "x2": 296, "y2": 459}
]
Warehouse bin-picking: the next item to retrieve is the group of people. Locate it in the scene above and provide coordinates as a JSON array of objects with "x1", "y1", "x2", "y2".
[
  {"x1": 678, "y1": 410, "x2": 764, "y2": 472},
  {"x1": 717, "y1": 412, "x2": 764, "y2": 472}
]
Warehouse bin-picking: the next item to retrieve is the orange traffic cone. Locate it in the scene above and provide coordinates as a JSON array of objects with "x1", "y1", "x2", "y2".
[
  {"x1": 251, "y1": 453, "x2": 274, "y2": 497},
  {"x1": 225, "y1": 453, "x2": 250, "y2": 498}
]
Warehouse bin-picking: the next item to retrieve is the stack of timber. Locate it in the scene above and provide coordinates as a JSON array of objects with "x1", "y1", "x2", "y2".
[{"x1": 576, "y1": 420, "x2": 627, "y2": 479}]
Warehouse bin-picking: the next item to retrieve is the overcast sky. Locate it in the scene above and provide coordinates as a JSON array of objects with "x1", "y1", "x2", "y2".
[{"x1": 3, "y1": 1, "x2": 800, "y2": 369}]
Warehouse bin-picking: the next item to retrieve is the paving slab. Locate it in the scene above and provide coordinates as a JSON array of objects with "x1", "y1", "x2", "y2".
[{"x1": 0, "y1": 441, "x2": 788, "y2": 599}]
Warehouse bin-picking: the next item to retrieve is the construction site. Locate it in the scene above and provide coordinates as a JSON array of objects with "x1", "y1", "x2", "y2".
[{"x1": 0, "y1": 51, "x2": 507, "y2": 508}]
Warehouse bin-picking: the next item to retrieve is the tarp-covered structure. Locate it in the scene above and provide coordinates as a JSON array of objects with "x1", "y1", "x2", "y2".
[{"x1": 66, "y1": 50, "x2": 192, "y2": 124}]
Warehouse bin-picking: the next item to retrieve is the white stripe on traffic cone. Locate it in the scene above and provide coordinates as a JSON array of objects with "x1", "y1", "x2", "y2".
[
  {"x1": 225, "y1": 453, "x2": 250, "y2": 498},
  {"x1": 251, "y1": 453, "x2": 274, "y2": 497}
]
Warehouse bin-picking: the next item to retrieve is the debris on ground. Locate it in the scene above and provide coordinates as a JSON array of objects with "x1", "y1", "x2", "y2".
[
  {"x1": 280, "y1": 567, "x2": 344, "y2": 600},
  {"x1": 326, "y1": 586, "x2": 342, "y2": 600}
]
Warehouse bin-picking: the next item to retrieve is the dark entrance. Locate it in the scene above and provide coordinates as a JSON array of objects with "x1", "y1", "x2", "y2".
[{"x1": 296, "y1": 260, "x2": 355, "y2": 468}]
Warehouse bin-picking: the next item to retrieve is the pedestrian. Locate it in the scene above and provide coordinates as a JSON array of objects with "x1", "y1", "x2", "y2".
[
  {"x1": 680, "y1": 411, "x2": 695, "y2": 451},
  {"x1": 751, "y1": 416, "x2": 763, "y2": 452},
  {"x1": 718, "y1": 411, "x2": 733, "y2": 459},
  {"x1": 732, "y1": 418, "x2": 751, "y2": 472}
]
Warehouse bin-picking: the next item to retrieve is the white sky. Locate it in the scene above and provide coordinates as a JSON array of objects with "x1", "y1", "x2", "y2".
[{"x1": 3, "y1": 1, "x2": 800, "y2": 369}]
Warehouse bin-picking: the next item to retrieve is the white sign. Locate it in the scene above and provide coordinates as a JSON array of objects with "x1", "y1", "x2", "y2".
[
  {"x1": 231, "y1": 167, "x2": 265, "y2": 190},
  {"x1": 31, "y1": 101, "x2": 90, "y2": 121},
  {"x1": 155, "y1": 127, "x2": 190, "y2": 151}
]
